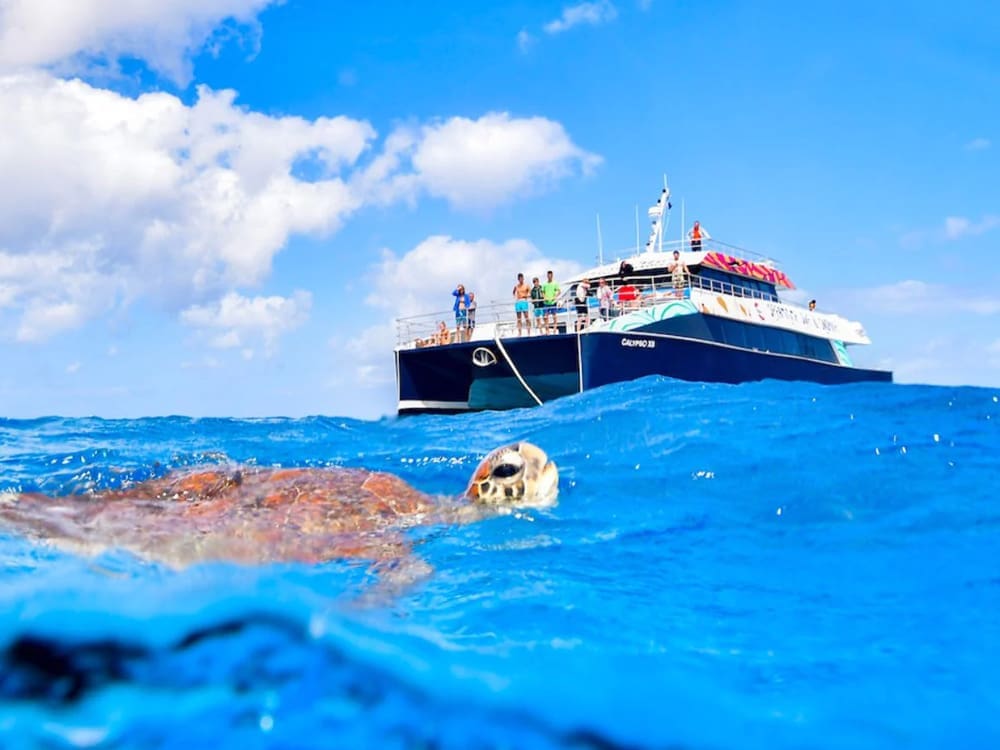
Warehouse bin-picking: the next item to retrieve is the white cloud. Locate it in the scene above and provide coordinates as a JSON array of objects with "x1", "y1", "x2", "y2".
[
  {"x1": 343, "y1": 322, "x2": 398, "y2": 388},
  {"x1": 0, "y1": 0, "x2": 280, "y2": 85},
  {"x1": 516, "y1": 29, "x2": 535, "y2": 53},
  {"x1": 0, "y1": 75, "x2": 597, "y2": 345},
  {"x1": 181, "y1": 290, "x2": 312, "y2": 356},
  {"x1": 345, "y1": 235, "x2": 584, "y2": 389},
  {"x1": 887, "y1": 336, "x2": 1000, "y2": 385},
  {"x1": 899, "y1": 213, "x2": 1000, "y2": 248},
  {"x1": 17, "y1": 301, "x2": 87, "y2": 342},
  {"x1": 0, "y1": 241, "x2": 117, "y2": 340},
  {"x1": 365, "y1": 235, "x2": 583, "y2": 318},
  {"x1": 0, "y1": 73, "x2": 369, "y2": 341},
  {"x1": 371, "y1": 113, "x2": 601, "y2": 210},
  {"x1": 943, "y1": 214, "x2": 1000, "y2": 240},
  {"x1": 543, "y1": 1, "x2": 618, "y2": 34},
  {"x1": 964, "y1": 137, "x2": 991, "y2": 151},
  {"x1": 66, "y1": 361, "x2": 81, "y2": 374},
  {"x1": 181, "y1": 356, "x2": 222, "y2": 369},
  {"x1": 842, "y1": 280, "x2": 1000, "y2": 315}
]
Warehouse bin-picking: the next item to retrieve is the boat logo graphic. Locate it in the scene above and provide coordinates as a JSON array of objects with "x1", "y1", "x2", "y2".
[{"x1": 472, "y1": 347, "x2": 498, "y2": 367}]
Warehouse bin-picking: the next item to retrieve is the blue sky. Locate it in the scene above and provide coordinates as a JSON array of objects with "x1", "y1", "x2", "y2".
[{"x1": 0, "y1": 0, "x2": 996, "y2": 418}]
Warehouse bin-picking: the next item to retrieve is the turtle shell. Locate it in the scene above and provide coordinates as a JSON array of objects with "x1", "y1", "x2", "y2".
[{"x1": 2, "y1": 466, "x2": 437, "y2": 567}]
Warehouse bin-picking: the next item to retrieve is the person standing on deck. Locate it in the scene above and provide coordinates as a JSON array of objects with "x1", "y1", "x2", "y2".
[
  {"x1": 687, "y1": 220, "x2": 710, "y2": 253},
  {"x1": 513, "y1": 273, "x2": 531, "y2": 336},
  {"x1": 452, "y1": 284, "x2": 470, "y2": 341},
  {"x1": 542, "y1": 270, "x2": 561, "y2": 335},
  {"x1": 669, "y1": 250, "x2": 689, "y2": 297},
  {"x1": 574, "y1": 278, "x2": 591, "y2": 332},
  {"x1": 530, "y1": 277, "x2": 545, "y2": 335},
  {"x1": 466, "y1": 292, "x2": 477, "y2": 341},
  {"x1": 597, "y1": 278, "x2": 613, "y2": 321}
]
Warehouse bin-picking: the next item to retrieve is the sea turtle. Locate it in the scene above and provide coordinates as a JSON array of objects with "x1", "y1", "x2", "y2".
[{"x1": 0, "y1": 442, "x2": 558, "y2": 571}]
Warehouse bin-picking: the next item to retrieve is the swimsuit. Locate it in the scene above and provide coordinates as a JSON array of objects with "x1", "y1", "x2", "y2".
[{"x1": 453, "y1": 292, "x2": 470, "y2": 325}]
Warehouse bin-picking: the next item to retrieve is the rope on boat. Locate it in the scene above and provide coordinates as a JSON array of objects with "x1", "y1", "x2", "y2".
[{"x1": 494, "y1": 334, "x2": 543, "y2": 406}]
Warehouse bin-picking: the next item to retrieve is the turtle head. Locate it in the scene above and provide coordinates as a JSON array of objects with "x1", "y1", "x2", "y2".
[{"x1": 465, "y1": 442, "x2": 559, "y2": 509}]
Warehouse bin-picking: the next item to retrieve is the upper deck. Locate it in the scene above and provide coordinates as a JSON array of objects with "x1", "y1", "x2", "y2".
[
  {"x1": 561, "y1": 238, "x2": 793, "y2": 290},
  {"x1": 395, "y1": 239, "x2": 869, "y2": 351}
]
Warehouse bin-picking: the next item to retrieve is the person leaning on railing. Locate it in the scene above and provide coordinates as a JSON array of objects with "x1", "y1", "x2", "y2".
[
  {"x1": 617, "y1": 282, "x2": 639, "y2": 312},
  {"x1": 416, "y1": 320, "x2": 451, "y2": 347}
]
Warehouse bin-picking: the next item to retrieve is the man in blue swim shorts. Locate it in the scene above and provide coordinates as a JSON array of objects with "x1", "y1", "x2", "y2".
[
  {"x1": 542, "y1": 269, "x2": 560, "y2": 335},
  {"x1": 513, "y1": 272, "x2": 531, "y2": 336}
]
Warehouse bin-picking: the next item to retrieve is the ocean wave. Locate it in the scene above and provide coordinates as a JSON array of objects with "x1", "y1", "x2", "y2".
[{"x1": 1, "y1": 378, "x2": 998, "y2": 748}]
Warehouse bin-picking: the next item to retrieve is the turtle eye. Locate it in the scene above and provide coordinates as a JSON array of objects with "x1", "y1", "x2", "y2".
[{"x1": 491, "y1": 461, "x2": 521, "y2": 480}]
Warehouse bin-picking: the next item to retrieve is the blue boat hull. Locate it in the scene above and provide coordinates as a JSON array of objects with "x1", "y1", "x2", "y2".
[
  {"x1": 396, "y1": 328, "x2": 892, "y2": 414},
  {"x1": 581, "y1": 331, "x2": 891, "y2": 389}
]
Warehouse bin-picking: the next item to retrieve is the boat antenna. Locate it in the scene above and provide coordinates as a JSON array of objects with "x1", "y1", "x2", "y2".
[
  {"x1": 645, "y1": 175, "x2": 671, "y2": 253},
  {"x1": 596, "y1": 213, "x2": 604, "y2": 265}
]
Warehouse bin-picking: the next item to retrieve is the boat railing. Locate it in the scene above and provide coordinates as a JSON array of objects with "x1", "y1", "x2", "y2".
[
  {"x1": 606, "y1": 270, "x2": 779, "y2": 303},
  {"x1": 678, "y1": 272, "x2": 778, "y2": 302},
  {"x1": 395, "y1": 299, "x2": 540, "y2": 347},
  {"x1": 602, "y1": 237, "x2": 781, "y2": 268},
  {"x1": 395, "y1": 272, "x2": 787, "y2": 347}
]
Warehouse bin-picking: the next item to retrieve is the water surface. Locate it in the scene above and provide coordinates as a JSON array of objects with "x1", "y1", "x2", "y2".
[{"x1": 1, "y1": 378, "x2": 998, "y2": 748}]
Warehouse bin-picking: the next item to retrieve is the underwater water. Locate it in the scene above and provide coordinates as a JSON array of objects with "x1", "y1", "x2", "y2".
[{"x1": 1, "y1": 377, "x2": 998, "y2": 749}]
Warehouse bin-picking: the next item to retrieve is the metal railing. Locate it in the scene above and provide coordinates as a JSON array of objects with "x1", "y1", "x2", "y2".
[
  {"x1": 394, "y1": 270, "x2": 782, "y2": 348},
  {"x1": 597, "y1": 237, "x2": 782, "y2": 269}
]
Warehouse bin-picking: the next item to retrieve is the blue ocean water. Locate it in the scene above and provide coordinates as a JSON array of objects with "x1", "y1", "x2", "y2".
[{"x1": 1, "y1": 377, "x2": 998, "y2": 749}]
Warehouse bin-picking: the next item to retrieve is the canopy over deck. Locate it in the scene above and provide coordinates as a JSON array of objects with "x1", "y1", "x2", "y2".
[{"x1": 701, "y1": 251, "x2": 795, "y2": 289}]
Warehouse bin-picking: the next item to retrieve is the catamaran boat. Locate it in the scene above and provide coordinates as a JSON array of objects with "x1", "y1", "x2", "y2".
[{"x1": 394, "y1": 181, "x2": 892, "y2": 414}]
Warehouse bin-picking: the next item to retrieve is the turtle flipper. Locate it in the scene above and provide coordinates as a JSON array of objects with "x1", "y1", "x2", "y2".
[
  {"x1": 0, "y1": 492, "x2": 97, "y2": 550},
  {"x1": 352, "y1": 554, "x2": 435, "y2": 607}
]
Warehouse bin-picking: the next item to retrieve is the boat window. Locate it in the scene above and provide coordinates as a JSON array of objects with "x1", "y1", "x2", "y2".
[
  {"x1": 725, "y1": 319, "x2": 747, "y2": 348},
  {"x1": 699, "y1": 319, "x2": 838, "y2": 363}
]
